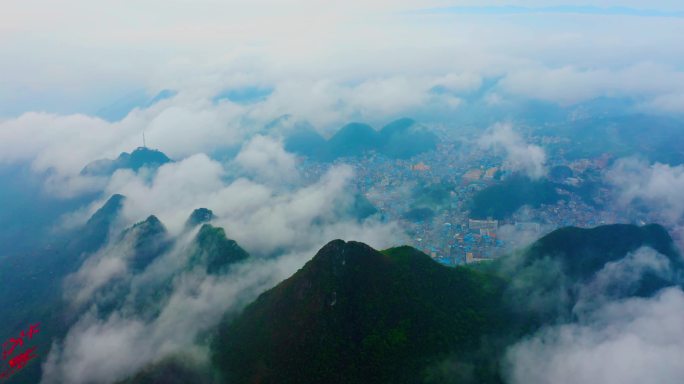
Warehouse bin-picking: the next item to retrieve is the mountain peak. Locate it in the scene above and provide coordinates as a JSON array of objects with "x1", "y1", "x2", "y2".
[
  {"x1": 304, "y1": 239, "x2": 385, "y2": 275},
  {"x1": 123, "y1": 215, "x2": 170, "y2": 271},
  {"x1": 185, "y1": 208, "x2": 215, "y2": 229},
  {"x1": 188, "y1": 224, "x2": 249, "y2": 274},
  {"x1": 126, "y1": 147, "x2": 171, "y2": 171},
  {"x1": 86, "y1": 194, "x2": 125, "y2": 226},
  {"x1": 81, "y1": 147, "x2": 171, "y2": 176},
  {"x1": 380, "y1": 117, "x2": 416, "y2": 136},
  {"x1": 69, "y1": 194, "x2": 126, "y2": 255},
  {"x1": 212, "y1": 240, "x2": 507, "y2": 383},
  {"x1": 286, "y1": 118, "x2": 437, "y2": 162}
]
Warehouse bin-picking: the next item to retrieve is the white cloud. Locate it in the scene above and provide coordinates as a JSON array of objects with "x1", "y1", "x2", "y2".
[
  {"x1": 96, "y1": 147, "x2": 403, "y2": 256},
  {"x1": 573, "y1": 247, "x2": 675, "y2": 315},
  {"x1": 234, "y1": 135, "x2": 299, "y2": 185},
  {"x1": 505, "y1": 244, "x2": 684, "y2": 384},
  {"x1": 642, "y1": 92, "x2": 684, "y2": 114},
  {"x1": 3, "y1": 0, "x2": 684, "y2": 119},
  {"x1": 506, "y1": 287, "x2": 684, "y2": 384},
  {"x1": 478, "y1": 122, "x2": 547, "y2": 179},
  {"x1": 606, "y1": 158, "x2": 684, "y2": 255},
  {"x1": 0, "y1": 97, "x2": 250, "y2": 178},
  {"x1": 605, "y1": 158, "x2": 684, "y2": 249},
  {"x1": 64, "y1": 246, "x2": 129, "y2": 307},
  {"x1": 42, "y1": 139, "x2": 405, "y2": 383},
  {"x1": 500, "y1": 63, "x2": 684, "y2": 106}
]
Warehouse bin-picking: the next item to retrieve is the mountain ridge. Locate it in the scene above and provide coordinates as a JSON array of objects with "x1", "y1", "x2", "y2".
[{"x1": 285, "y1": 118, "x2": 438, "y2": 161}]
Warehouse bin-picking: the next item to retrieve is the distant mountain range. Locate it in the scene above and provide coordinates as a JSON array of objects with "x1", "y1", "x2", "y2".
[{"x1": 285, "y1": 118, "x2": 438, "y2": 161}]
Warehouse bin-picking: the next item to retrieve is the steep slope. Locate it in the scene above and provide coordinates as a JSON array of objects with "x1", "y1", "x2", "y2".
[
  {"x1": 0, "y1": 195, "x2": 127, "y2": 384},
  {"x1": 188, "y1": 224, "x2": 250, "y2": 274},
  {"x1": 212, "y1": 240, "x2": 508, "y2": 384},
  {"x1": 120, "y1": 215, "x2": 171, "y2": 272},
  {"x1": 120, "y1": 218, "x2": 250, "y2": 321},
  {"x1": 67, "y1": 194, "x2": 126, "y2": 255},
  {"x1": 1, "y1": 205, "x2": 249, "y2": 384},
  {"x1": 185, "y1": 208, "x2": 215, "y2": 229}
]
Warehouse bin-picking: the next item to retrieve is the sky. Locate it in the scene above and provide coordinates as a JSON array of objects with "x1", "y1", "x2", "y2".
[
  {"x1": 2, "y1": 0, "x2": 684, "y2": 120},
  {"x1": 1, "y1": 0, "x2": 683, "y2": 185}
]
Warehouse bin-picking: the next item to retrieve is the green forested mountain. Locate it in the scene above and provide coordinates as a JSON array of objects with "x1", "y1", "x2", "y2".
[
  {"x1": 212, "y1": 240, "x2": 509, "y2": 384},
  {"x1": 189, "y1": 224, "x2": 250, "y2": 274},
  {"x1": 208, "y1": 223, "x2": 681, "y2": 384}
]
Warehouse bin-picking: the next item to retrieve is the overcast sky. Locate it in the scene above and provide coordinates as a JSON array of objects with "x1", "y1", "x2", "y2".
[{"x1": 2, "y1": 0, "x2": 684, "y2": 118}]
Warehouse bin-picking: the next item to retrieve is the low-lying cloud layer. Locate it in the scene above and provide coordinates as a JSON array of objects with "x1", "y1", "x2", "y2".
[
  {"x1": 40, "y1": 136, "x2": 404, "y2": 383},
  {"x1": 507, "y1": 286, "x2": 684, "y2": 384},
  {"x1": 505, "y1": 246, "x2": 684, "y2": 384},
  {"x1": 606, "y1": 158, "x2": 684, "y2": 248}
]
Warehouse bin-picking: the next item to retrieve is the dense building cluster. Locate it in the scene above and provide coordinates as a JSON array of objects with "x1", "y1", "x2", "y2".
[{"x1": 298, "y1": 134, "x2": 623, "y2": 266}]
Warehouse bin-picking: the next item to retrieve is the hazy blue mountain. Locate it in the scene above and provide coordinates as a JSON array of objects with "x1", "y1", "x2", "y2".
[
  {"x1": 541, "y1": 114, "x2": 684, "y2": 165},
  {"x1": 63, "y1": 194, "x2": 126, "y2": 258},
  {"x1": 379, "y1": 118, "x2": 439, "y2": 159},
  {"x1": 325, "y1": 122, "x2": 381, "y2": 160},
  {"x1": 213, "y1": 86, "x2": 273, "y2": 104},
  {"x1": 284, "y1": 118, "x2": 438, "y2": 161},
  {"x1": 96, "y1": 89, "x2": 177, "y2": 122},
  {"x1": 1, "y1": 202, "x2": 252, "y2": 384},
  {"x1": 121, "y1": 215, "x2": 171, "y2": 272},
  {"x1": 185, "y1": 208, "x2": 216, "y2": 229},
  {"x1": 188, "y1": 224, "x2": 250, "y2": 274},
  {"x1": 0, "y1": 195, "x2": 129, "y2": 384},
  {"x1": 81, "y1": 147, "x2": 171, "y2": 176},
  {"x1": 283, "y1": 126, "x2": 327, "y2": 159},
  {"x1": 0, "y1": 164, "x2": 99, "y2": 256}
]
